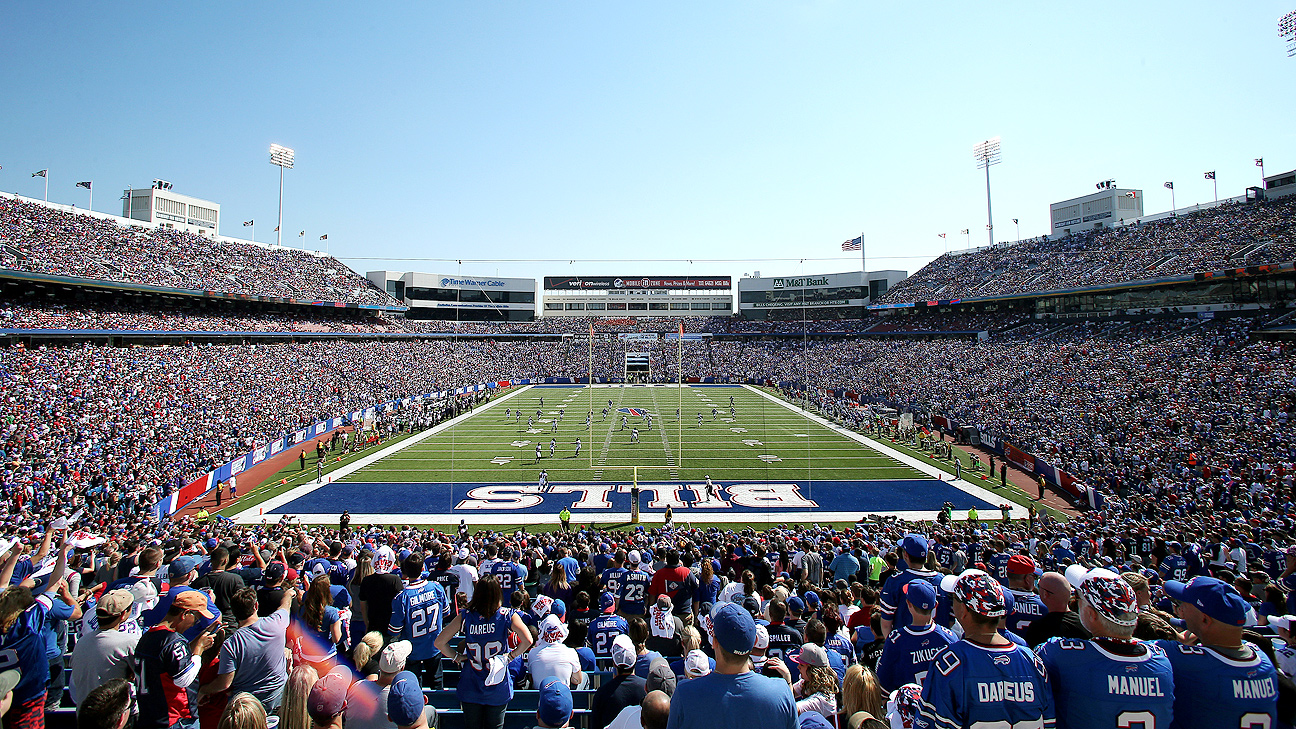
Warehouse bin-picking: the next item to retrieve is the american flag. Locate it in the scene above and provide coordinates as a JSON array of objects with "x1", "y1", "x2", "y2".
[{"x1": 842, "y1": 236, "x2": 862, "y2": 251}]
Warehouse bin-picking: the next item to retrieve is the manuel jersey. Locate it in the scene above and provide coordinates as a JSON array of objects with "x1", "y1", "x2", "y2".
[
  {"x1": 916, "y1": 640, "x2": 1055, "y2": 729},
  {"x1": 1005, "y1": 589, "x2": 1048, "y2": 638},
  {"x1": 1037, "y1": 638, "x2": 1174, "y2": 729},
  {"x1": 876, "y1": 623, "x2": 958, "y2": 693},
  {"x1": 618, "y1": 568, "x2": 652, "y2": 615},
  {"x1": 388, "y1": 579, "x2": 449, "y2": 661},
  {"x1": 1153, "y1": 640, "x2": 1278, "y2": 729}
]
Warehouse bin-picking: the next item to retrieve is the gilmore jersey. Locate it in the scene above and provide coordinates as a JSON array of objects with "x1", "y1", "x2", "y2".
[
  {"x1": 1005, "y1": 589, "x2": 1048, "y2": 638},
  {"x1": 987, "y1": 553, "x2": 1012, "y2": 586},
  {"x1": 0, "y1": 593, "x2": 53, "y2": 703},
  {"x1": 1037, "y1": 638, "x2": 1174, "y2": 729},
  {"x1": 388, "y1": 579, "x2": 449, "y2": 660},
  {"x1": 1153, "y1": 640, "x2": 1278, "y2": 729},
  {"x1": 880, "y1": 568, "x2": 942, "y2": 632},
  {"x1": 618, "y1": 568, "x2": 652, "y2": 615},
  {"x1": 601, "y1": 566, "x2": 628, "y2": 597},
  {"x1": 588, "y1": 613, "x2": 629, "y2": 660},
  {"x1": 1158, "y1": 554, "x2": 1188, "y2": 582},
  {"x1": 490, "y1": 561, "x2": 525, "y2": 605},
  {"x1": 457, "y1": 608, "x2": 516, "y2": 706},
  {"x1": 916, "y1": 641, "x2": 1055, "y2": 729},
  {"x1": 876, "y1": 623, "x2": 958, "y2": 693}
]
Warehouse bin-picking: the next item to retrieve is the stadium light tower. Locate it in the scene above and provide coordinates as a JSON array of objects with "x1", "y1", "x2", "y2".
[
  {"x1": 973, "y1": 137, "x2": 1001, "y2": 247},
  {"x1": 269, "y1": 144, "x2": 295, "y2": 247}
]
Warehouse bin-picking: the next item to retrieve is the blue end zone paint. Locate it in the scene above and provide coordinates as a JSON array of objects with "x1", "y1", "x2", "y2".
[{"x1": 269, "y1": 479, "x2": 995, "y2": 515}]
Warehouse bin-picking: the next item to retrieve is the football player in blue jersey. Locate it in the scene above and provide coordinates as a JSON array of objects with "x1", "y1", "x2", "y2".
[
  {"x1": 1156, "y1": 576, "x2": 1278, "y2": 729},
  {"x1": 1004, "y1": 556, "x2": 1048, "y2": 639},
  {"x1": 388, "y1": 554, "x2": 450, "y2": 689},
  {"x1": 588, "y1": 592, "x2": 629, "y2": 669},
  {"x1": 1038, "y1": 567, "x2": 1175, "y2": 729},
  {"x1": 876, "y1": 580, "x2": 957, "y2": 692},
  {"x1": 880, "y1": 534, "x2": 942, "y2": 637},
  {"x1": 917, "y1": 570, "x2": 1055, "y2": 729}
]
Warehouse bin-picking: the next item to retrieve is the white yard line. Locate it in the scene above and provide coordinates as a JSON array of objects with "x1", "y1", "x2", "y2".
[{"x1": 231, "y1": 385, "x2": 533, "y2": 523}]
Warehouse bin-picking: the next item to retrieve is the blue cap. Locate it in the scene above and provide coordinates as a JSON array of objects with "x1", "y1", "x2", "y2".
[
  {"x1": 1166, "y1": 577, "x2": 1250, "y2": 626},
  {"x1": 901, "y1": 534, "x2": 929, "y2": 558},
  {"x1": 386, "y1": 671, "x2": 426, "y2": 727},
  {"x1": 169, "y1": 555, "x2": 201, "y2": 578},
  {"x1": 741, "y1": 595, "x2": 761, "y2": 617},
  {"x1": 599, "y1": 591, "x2": 616, "y2": 612},
  {"x1": 537, "y1": 677, "x2": 574, "y2": 727},
  {"x1": 711, "y1": 602, "x2": 757, "y2": 655},
  {"x1": 787, "y1": 596, "x2": 805, "y2": 614},
  {"x1": 804, "y1": 591, "x2": 820, "y2": 608},
  {"x1": 902, "y1": 580, "x2": 937, "y2": 611},
  {"x1": 798, "y1": 712, "x2": 835, "y2": 729},
  {"x1": 551, "y1": 599, "x2": 567, "y2": 619}
]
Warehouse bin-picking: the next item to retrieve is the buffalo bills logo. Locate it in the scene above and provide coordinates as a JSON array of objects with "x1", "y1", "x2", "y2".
[{"x1": 992, "y1": 654, "x2": 1011, "y2": 665}]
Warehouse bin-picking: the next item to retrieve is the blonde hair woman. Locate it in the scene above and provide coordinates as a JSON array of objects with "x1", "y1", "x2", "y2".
[
  {"x1": 218, "y1": 692, "x2": 268, "y2": 729},
  {"x1": 841, "y1": 664, "x2": 886, "y2": 725},
  {"x1": 351, "y1": 631, "x2": 384, "y2": 679},
  {"x1": 277, "y1": 665, "x2": 318, "y2": 729}
]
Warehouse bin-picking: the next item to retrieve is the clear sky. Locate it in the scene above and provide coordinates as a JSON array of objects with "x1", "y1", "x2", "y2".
[{"x1": 2, "y1": 2, "x2": 1293, "y2": 283}]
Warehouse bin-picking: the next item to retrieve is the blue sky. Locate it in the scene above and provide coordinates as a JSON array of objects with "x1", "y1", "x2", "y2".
[{"x1": 2, "y1": 2, "x2": 1293, "y2": 283}]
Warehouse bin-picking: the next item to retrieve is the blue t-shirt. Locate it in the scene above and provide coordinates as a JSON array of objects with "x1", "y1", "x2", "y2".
[
  {"x1": 42, "y1": 597, "x2": 75, "y2": 660},
  {"x1": 388, "y1": 579, "x2": 449, "y2": 661},
  {"x1": 588, "y1": 614, "x2": 629, "y2": 660},
  {"x1": 876, "y1": 623, "x2": 958, "y2": 692},
  {"x1": 634, "y1": 650, "x2": 665, "y2": 679},
  {"x1": 665, "y1": 671, "x2": 797, "y2": 729},
  {"x1": 456, "y1": 608, "x2": 516, "y2": 706},
  {"x1": 295, "y1": 605, "x2": 340, "y2": 663},
  {"x1": 1037, "y1": 638, "x2": 1175, "y2": 729},
  {"x1": 827, "y1": 552, "x2": 860, "y2": 582},
  {"x1": 1005, "y1": 589, "x2": 1048, "y2": 638},
  {"x1": 1153, "y1": 640, "x2": 1278, "y2": 729},
  {"x1": 693, "y1": 575, "x2": 721, "y2": 607},
  {"x1": 0, "y1": 593, "x2": 52, "y2": 703},
  {"x1": 917, "y1": 640, "x2": 1054, "y2": 729},
  {"x1": 557, "y1": 557, "x2": 580, "y2": 584},
  {"x1": 879, "y1": 569, "x2": 942, "y2": 632}
]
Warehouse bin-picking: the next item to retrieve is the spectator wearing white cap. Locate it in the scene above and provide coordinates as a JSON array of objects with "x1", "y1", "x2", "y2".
[
  {"x1": 917, "y1": 570, "x2": 1054, "y2": 729},
  {"x1": 1037, "y1": 567, "x2": 1174, "y2": 729},
  {"x1": 71, "y1": 589, "x2": 139, "y2": 706},
  {"x1": 591, "y1": 635, "x2": 647, "y2": 729},
  {"x1": 1268, "y1": 615, "x2": 1296, "y2": 677},
  {"x1": 451, "y1": 548, "x2": 478, "y2": 603},
  {"x1": 666, "y1": 603, "x2": 796, "y2": 729},
  {"x1": 529, "y1": 615, "x2": 586, "y2": 689},
  {"x1": 345, "y1": 640, "x2": 413, "y2": 729}
]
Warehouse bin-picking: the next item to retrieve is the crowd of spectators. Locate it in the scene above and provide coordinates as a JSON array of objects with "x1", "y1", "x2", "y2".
[
  {"x1": 880, "y1": 196, "x2": 1296, "y2": 303},
  {"x1": 0, "y1": 197, "x2": 395, "y2": 305}
]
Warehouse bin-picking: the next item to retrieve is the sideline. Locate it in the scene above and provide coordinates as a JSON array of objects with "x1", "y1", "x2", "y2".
[{"x1": 229, "y1": 385, "x2": 533, "y2": 523}]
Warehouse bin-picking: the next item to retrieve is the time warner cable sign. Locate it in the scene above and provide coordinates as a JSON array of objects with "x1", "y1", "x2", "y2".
[{"x1": 441, "y1": 277, "x2": 507, "y2": 288}]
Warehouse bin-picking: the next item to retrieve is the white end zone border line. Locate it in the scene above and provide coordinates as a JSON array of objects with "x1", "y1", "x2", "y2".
[
  {"x1": 230, "y1": 384, "x2": 535, "y2": 524},
  {"x1": 741, "y1": 384, "x2": 1028, "y2": 520}
]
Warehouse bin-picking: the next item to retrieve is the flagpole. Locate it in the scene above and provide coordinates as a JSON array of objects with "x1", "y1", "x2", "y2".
[
  {"x1": 88, "y1": 184, "x2": 92, "y2": 213},
  {"x1": 1214, "y1": 176, "x2": 1218, "y2": 202},
  {"x1": 44, "y1": 172, "x2": 48, "y2": 202}
]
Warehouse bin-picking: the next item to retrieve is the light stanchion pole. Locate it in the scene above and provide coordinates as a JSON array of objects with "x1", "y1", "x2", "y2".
[
  {"x1": 269, "y1": 144, "x2": 295, "y2": 247},
  {"x1": 974, "y1": 137, "x2": 1001, "y2": 247}
]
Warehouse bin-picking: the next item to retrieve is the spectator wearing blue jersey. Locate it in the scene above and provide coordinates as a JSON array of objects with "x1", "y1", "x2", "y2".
[
  {"x1": 666, "y1": 603, "x2": 797, "y2": 729},
  {"x1": 879, "y1": 534, "x2": 941, "y2": 638},
  {"x1": 876, "y1": 580, "x2": 956, "y2": 692},
  {"x1": 389, "y1": 554, "x2": 449, "y2": 689},
  {"x1": 294, "y1": 575, "x2": 342, "y2": 672},
  {"x1": 590, "y1": 593, "x2": 630, "y2": 668},
  {"x1": 616, "y1": 552, "x2": 651, "y2": 618},
  {"x1": 489, "y1": 558, "x2": 525, "y2": 617},
  {"x1": 1156, "y1": 576, "x2": 1278, "y2": 729},
  {"x1": 918, "y1": 570, "x2": 1054, "y2": 729},
  {"x1": 1158, "y1": 543, "x2": 1189, "y2": 583},
  {"x1": 435, "y1": 575, "x2": 533, "y2": 729},
  {"x1": 600, "y1": 552, "x2": 628, "y2": 599},
  {"x1": 1038, "y1": 567, "x2": 1174, "y2": 729},
  {"x1": 0, "y1": 529, "x2": 67, "y2": 729},
  {"x1": 1004, "y1": 556, "x2": 1046, "y2": 639}
]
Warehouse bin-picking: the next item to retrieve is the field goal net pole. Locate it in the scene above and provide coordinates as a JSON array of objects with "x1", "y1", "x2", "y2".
[{"x1": 598, "y1": 464, "x2": 674, "y2": 523}]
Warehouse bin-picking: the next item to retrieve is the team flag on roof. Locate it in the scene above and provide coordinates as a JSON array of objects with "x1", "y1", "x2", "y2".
[
  {"x1": 938, "y1": 233, "x2": 946, "y2": 238},
  {"x1": 1164, "y1": 181, "x2": 1174, "y2": 189},
  {"x1": 1204, "y1": 171, "x2": 1216, "y2": 180},
  {"x1": 76, "y1": 181, "x2": 91, "y2": 190},
  {"x1": 1256, "y1": 158, "x2": 1265, "y2": 167},
  {"x1": 32, "y1": 170, "x2": 47, "y2": 178},
  {"x1": 243, "y1": 220, "x2": 254, "y2": 226},
  {"x1": 1125, "y1": 192, "x2": 1136, "y2": 198},
  {"x1": 842, "y1": 236, "x2": 862, "y2": 251},
  {"x1": 960, "y1": 229, "x2": 969, "y2": 234},
  {"x1": 320, "y1": 234, "x2": 328, "y2": 240}
]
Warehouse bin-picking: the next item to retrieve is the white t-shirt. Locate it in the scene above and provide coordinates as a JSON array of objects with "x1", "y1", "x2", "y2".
[
  {"x1": 528, "y1": 643, "x2": 582, "y2": 687},
  {"x1": 452, "y1": 563, "x2": 479, "y2": 601},
  {"x1": 607, "y1": 706, "x2": 642, "y2": 729}
]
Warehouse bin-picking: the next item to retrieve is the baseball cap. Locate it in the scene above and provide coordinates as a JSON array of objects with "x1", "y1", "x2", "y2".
[
  {"x1": 169, "y1": 555, "x2": 201, "y2": 578},
  {"x1": 1165, "y1": 576, "x2": 1250, "y2": 626},
  {"x1": 627, "y1": 550, "x2": 642, "y2": 564},
  {"x1": 537, "y1": 678, "x2": 574, "y2": 728},
  {"x1": 1069, "y1": 568, "x2": 1138, "y2": 627},
  {"x1": 1007, "y1": 555, "x2": 1041, "y2": 576},
  {"x1": 787, "y1": 596, "x2": 805, "y2": 614},
  {"x1": 684, "y1": 649, "x2": 711, "y2": 677},
  {"x1": 263, "y1": 561, "x2": 286, "y2": 582},
  {"x1": 172, "y1": 590, "x2": 215, "y2": 618},
  {"x1": 946, "y1": 570, "x2": 1006, "y2": 618},
  {"x1": 646, "y1": 657, "x2": 677, "y2": 696},
  {"x1": 96, "y1": 589, "x2": 134, "y2": 616},
  {"x1": 308, "y1": 667, "x2": 351, "y2": 722},
  {"x1": 1270, "y1": 615, "x2": 1296, "y2": 631},
  {"x1": 803, "y1": 591, "x2": 820, "y2": 608},
  {"x1": 379, "y1": 640, "x2": 412, "y2": 673},
  {"x1": 550, "y1": 599, "x2": 567, "y2": 620},
  {"x1": 901, "y1": 534, "x2": 929, "y2": 558},
  {"x1": 791, "y1": 643, "x2": 829, "y2": 668},
  {"x1": 754, "y1": 624, "x2": 769, "y2": 650},
  {"x1": 710, "y1": 602, "x2": 757, "y2": 655},
  {"x1": 741, "y1": 595, "x2": 761, "y2": 618},
  {"x1": 599, "y1": 591, "x2": 616, "y2": 613},
  {"x1": 0, "y1": 669, "x2": 19, "y2": 698},
  {"x1": 386, "y1": 671, "x2": 426, "y2": 727},
  {"x1": 611, "y1": 634, "x2": 637, "y2": 668},
  {"x1": 798, "y1": 712, "x2": 835, "y2": 729},
  {"x1": 902, "y1": 580, "x2": 937, "y2": 611}
]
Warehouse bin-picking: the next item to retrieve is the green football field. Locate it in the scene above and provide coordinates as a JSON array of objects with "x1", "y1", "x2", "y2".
[{"x1": 339, "y1": 385, "x2": 926, "y2": 484}]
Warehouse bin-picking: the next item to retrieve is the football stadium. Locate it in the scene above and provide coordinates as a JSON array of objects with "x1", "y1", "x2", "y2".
[{"x1": 3, "y1": 5, "x2": 1296, "y2": 729}]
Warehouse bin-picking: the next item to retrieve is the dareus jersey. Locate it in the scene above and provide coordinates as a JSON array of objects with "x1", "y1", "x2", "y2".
[
  {"x1": 1036, "y1": 638, "x2": 1174, "y2": 729},
  {"x1": 916, "y1": 640, "x2": 1055, "y2": 729},
  {"x1": 876, "y1": 623, "x2": 958, "y2": 693},
  {"x1": 388, "y1": 579, "x2": 449, "y2": 660},
  {"x1": 1153, "y1": 640, "x2": 1278, "y2": 729}
]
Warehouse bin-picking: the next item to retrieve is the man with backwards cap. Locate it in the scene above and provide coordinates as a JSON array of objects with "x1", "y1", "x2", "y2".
[
  {"x1": 916, "y1": 570, "x2": 1054, "y2": 729},
  {"x1": 875, "y1": 580, "x2": 957, "y2": 693},
  {"x1": 879, "y1": 534, "x2": 942, "y2": 637},
  {"x1": 1037, "y1": 566, "x2": 1174, "y2": 729},
  {"x1": 666, "y1": 603, "x2": 796, "y2": 729},
  {"x1": 1153, "y1": 576, "x2": 1277, "y2": 729}
]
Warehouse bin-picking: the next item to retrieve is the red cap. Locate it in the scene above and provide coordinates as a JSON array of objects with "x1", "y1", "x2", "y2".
[{"x1": 1006, "y1": 555, "x2": 1039, "y2": 576}]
